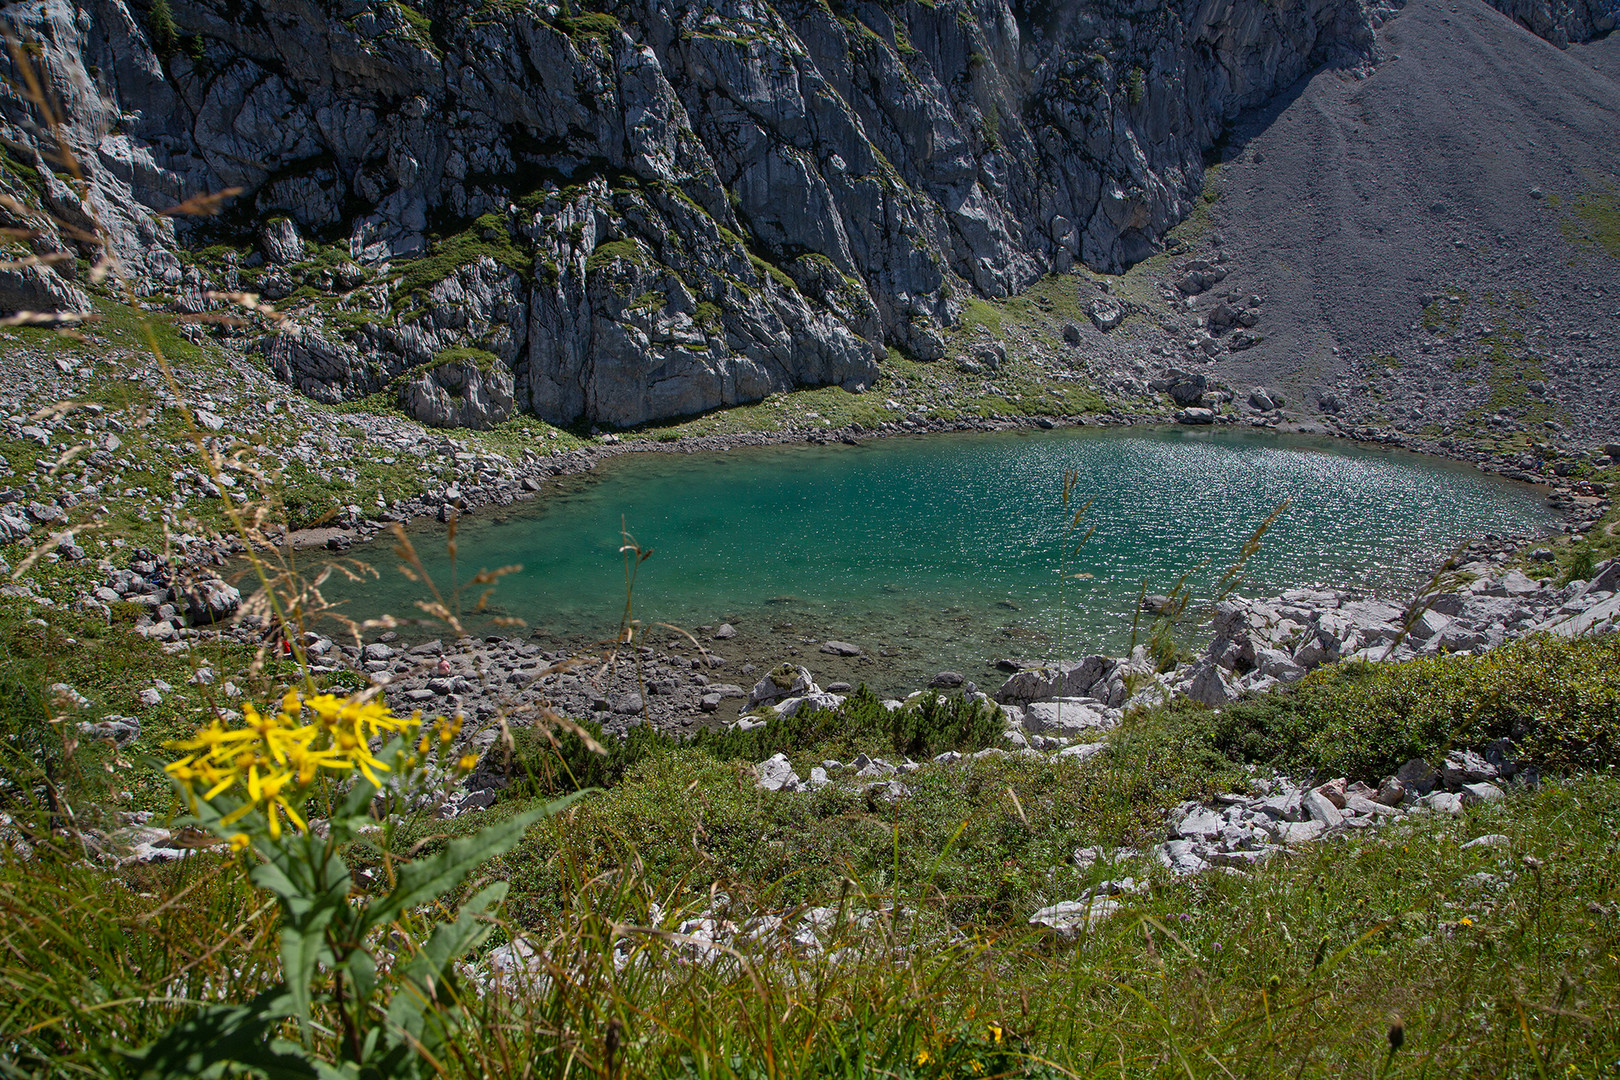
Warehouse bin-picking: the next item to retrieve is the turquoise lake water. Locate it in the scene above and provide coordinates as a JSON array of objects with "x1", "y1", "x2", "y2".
[{"x1": 322, "y1": 427, "x2": 1554, "y2": 691}]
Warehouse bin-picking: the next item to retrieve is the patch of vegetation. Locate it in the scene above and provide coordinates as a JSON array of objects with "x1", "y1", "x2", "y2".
[
  {"x1": 0, "y1": 146, "x2": 47, "y2": 199},
  {"x1": 693, "y1": 300, "x2": 722, "y2": 334},
  {"x1": 1420, "y1": 291, "x2": 1469, "y2": 334},
  {"x1": 393, "y1": 213, "x2": 531, "y2": 302},
  {"x1": 145, "y1": 0, "x2": 179, "y2": 60},
  {"x1": 584, "y1": 238, "x2": 647, "y2": 274},
  {"x1": 556, "y1": 11, "x2": 621, "y2": 38},
  {"x1": 1550, "y1": 181, "x2": 1620, "y2": 259},
  {"x1": 1124, "y1": 66, "x2": 1145, "y2": 106},
  {"x1": 507, "y1": 687, "x2": 1002, "y2": 802},
  {"x1": 431, "y1": 345, "x2": 502, "y2": 373},
  {"x1": 1152, "y1": 631, "x2": 1620, "y2": 780},
  {"x1": 956, "y1": 296, "x2": 1005, "y2": 336},
  {"x1": 747, "y1": 251, "x2": 799, "y2": 293}
]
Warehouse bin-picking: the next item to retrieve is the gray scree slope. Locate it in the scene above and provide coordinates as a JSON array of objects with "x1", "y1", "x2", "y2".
[{"x1": 1195, "y1": 0, "x2": 1620, "y2": 438}]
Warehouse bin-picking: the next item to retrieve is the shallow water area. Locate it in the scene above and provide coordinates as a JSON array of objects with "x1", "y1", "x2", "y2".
[{"x1": 323, "y1": 427, "x2": 1554, "y2": 695}]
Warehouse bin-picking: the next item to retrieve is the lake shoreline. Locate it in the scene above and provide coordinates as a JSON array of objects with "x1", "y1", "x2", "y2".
[{"x1": 179, "y1": 420, "x2": 1605, "y2": 740}]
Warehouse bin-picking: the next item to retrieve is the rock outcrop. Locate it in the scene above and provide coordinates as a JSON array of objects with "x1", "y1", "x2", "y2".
[{"x1": 0, "y1": 0, "x2": 1394, "y2": 426}]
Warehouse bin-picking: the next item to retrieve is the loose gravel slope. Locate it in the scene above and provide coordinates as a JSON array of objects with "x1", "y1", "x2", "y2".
[{"x1": 1202, "y1": 0, "x2": 1620, "y2": 442}]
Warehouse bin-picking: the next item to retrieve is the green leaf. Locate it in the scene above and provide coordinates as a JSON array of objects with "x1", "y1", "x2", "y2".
[
  {"x1": 384, "y1": 882, "x2": 509, "y2": 1048},
  {"x1": 361, "y1": 791, "x2": 588, "y2": 935},
  {"x1": 124, "y1": 987, "x2": 317, "y2": 1080},
  {"x1": 251, "y1": 838, "x2": 352, "y2": 1028}
]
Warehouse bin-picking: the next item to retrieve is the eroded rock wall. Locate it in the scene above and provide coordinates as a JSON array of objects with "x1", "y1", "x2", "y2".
[{"x1": 0, "y1": 0, "x2": 1596, "y2": 427}]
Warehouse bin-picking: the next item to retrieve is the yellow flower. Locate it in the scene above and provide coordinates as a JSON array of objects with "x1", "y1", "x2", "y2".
[
  {"x1": 968, "y1": 1061, "x2": 985, "y2": 1076},
  {"x1": 986, "y1": 1023, "x2": 1003, "y2": 1045},
  {"x1": 1459, "y1": 917, "x2": 1474, "y2": 927},
  {"x1": 457, "y1": 753, "x2": 480, "y2": 772},
  {"x1": 163, "y1": 692, "x2": 422, "y2": 839},
  {"x1": 914, "y1": 1048, "x2": 933, "y2": 1066},
  {"x1": 228, "y1": 833, "x2": 250, "y2": 852}
]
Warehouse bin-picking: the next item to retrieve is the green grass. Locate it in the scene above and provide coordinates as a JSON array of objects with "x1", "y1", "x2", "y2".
[
  {"x1": 556, "y1": 11, "x2": 621, "y2": 38},
  {"x1": 1, "y1": 505, "x2": 1617, "y2": 1077},
  {"x1": 9, "y1": 733, "x2": 1615, "y2": 1077},
  {"x1": 1550, "y1": 182, "x2": 1620, "y2": 259},
  {"x1": 747, "y1": 251, "x2": 799, "y2": 293},
  {"x1": 1156, "y1": 632, "x2": 1620, "y2": 780},
  {"x1": 393, "y1": 213, "x2": 532, "y2": 300},
  {"x1": 431, "y1": 345, "x2": 502, "y2": 373},
  {"x1": 584, "y1": 238, "x2": 647, "y2": 275}
]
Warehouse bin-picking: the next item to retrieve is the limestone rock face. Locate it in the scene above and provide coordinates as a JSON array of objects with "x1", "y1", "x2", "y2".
[{"x1": 0, "y1": 0, "x2": 1594, "y2": 425}]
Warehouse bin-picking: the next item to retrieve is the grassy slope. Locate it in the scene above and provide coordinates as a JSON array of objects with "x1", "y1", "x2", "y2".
[{"x1": 4, "y1": 764, "x2": 1615, "y2": 1077}]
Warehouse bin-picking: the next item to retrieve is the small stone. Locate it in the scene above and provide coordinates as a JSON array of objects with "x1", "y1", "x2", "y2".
[
  {"x1": 1396, "y1": 758, "x2": 1439, "y2": 796},
  {"x1": 1420, "y1": 791, "x2": 1466, "y2": 815},
  {"x1": 1460, "y1": 781, "x2": 1505, "y2": 804},
  {"x1": 820, "y1": 640, "x2": 862, "y2": 657},
  {"x1": 1176, "y1": 809, "x2": 1224, "y2": 839},
  {"x1": 610, "y1": 693, "x2": 644, "y2": 715},
  {"x1": 713, "y1": 623, "x2": 737, "y2": 639},
  {"x1": 1461, "y1": 833, "x2": 1511, "y2": 849},
  {"x1": 1156, "y1": 839, "x2": 1210, "y2": 875},
  {"x1": 137, "y1": 687, "x2": 162, "y2": 707},
  {"x1": 1315, "y1": 778, "x2": 1348, "y2": 809},
  {"x1": 1303, "y1": 790, "x2": 1344, "y2": 829},
  {"x1": 1276, "y1": 820, "x2": 1325, "y2": 844},
  {"x1": 1029, "y1": 897, "x2": 1121, "y2": 937}
]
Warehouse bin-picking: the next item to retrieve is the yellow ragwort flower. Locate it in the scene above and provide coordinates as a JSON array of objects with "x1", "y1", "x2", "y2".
[{"x1": 164, "y1": 692, "x2": 422, "y2": 838}]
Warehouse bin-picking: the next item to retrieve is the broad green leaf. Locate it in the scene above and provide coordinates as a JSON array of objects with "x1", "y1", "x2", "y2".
[
  {"x1": 347, "y1": 946, "x2": 378, "y2": 1004},
  {"x1": 383, "y1": 882, "x2": 510, "y2": 1046},
  {"x1": 255, "y1": 843, "x2": 351, "y2": 1028},
  {"x1": 277, "y1": 916, "x2": 337, "y2": 1030},
  {"x1": 123, "y1": 987, "x2": 316, "y2": 1080},
  {"x1": 362, "y1": 791, "x2": 588, "y2": 935}
]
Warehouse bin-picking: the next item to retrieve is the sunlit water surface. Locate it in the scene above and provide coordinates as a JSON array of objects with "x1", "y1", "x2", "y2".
[{"x1": 321, "y1": 427, "x2": 1554, "y2": 693}]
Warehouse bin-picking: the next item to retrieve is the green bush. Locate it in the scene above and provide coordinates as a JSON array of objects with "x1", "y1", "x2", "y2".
[
  {"x1": 1164, "y1": 631, "x2": 1620, "y2": 779},
  {"x1": 691, "y1": 686, "x2": 1002, "y2": 764}
]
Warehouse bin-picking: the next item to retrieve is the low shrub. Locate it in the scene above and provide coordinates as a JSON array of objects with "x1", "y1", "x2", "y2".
[{"x1": 1154, "y1": 631, "x2": 1620, "y2": 780}]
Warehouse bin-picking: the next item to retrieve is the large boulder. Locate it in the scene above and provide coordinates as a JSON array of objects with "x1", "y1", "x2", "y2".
[
  {"x1": 184, "y1": 579, "x2": 242, "y2": 625},
  {"x1": 994, "y1": 656, "x2": 1124, "y2": 707},
  {"x1": 748, "y1": 664, "x2": 818, "y2": 708}
]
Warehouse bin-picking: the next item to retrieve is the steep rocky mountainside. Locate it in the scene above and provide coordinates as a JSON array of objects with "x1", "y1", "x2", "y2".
[{"x1": 0, "y1": 0, "x2": 1612, "y2": 430}]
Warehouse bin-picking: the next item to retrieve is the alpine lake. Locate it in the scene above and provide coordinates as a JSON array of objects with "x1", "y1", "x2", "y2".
[{"x1": 321, "y1": 426, "x2": 1557, "y2": 696}]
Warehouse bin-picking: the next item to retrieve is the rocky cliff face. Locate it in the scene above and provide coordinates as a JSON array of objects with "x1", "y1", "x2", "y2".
[{"x1": 0, "y1": 0, "x2": 1608, "y2": 428}]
